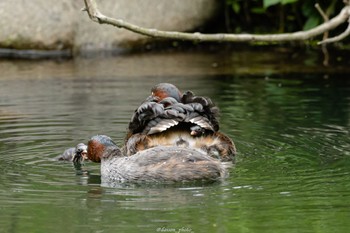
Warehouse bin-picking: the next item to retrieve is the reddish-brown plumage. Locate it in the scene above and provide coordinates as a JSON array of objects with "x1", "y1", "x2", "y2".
[{"x1": 88, "y1": 137, "x2": 105, "y2": 163}]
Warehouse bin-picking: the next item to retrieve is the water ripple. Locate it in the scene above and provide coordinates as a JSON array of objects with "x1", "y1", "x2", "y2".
[{"x1": 0, "y1": 66, "x2": 350, "y2": 232}]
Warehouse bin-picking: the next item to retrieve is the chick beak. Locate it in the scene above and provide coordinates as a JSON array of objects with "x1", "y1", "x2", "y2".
[{"x1": 81, "y1": 150, "x2": 88, "y2": 161}]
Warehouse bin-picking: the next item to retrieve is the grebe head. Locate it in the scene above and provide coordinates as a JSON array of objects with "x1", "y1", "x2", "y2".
[
  {"x1": 150, "y1": 83, "x2": 182, "y2": 102},
  {"x1": 87, "y1": 135, "x2": 119, "y2": 163}
]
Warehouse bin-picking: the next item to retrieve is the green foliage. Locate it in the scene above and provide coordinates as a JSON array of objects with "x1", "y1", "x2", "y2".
[
  {"x1": 263, "y1": 0, "x2": 281, "y2": 8},
  {"x1": 228, "y1": 0, "x2": 240, "y2": 13},
  {"x1": 263, "y1": 0, "x2": 298, "y2": 8},
  {"x1": 225, "y1": 0, "x2": 343, "y2": 34}
]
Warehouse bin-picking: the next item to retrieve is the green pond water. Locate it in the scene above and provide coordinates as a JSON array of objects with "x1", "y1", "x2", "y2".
[{"x1": 0, "y1": 51, "x2": 350, "y2": 233}]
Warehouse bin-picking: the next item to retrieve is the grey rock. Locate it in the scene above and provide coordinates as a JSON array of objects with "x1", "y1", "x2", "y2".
[
  {"x1": 0, "y1": 0, "x2": 219, "y2": 54},
  {"x1": 0, "y1": 0, "x2": 76, "y2": 50}
]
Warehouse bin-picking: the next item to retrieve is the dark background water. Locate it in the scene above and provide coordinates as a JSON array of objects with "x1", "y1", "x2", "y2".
[{"x1": 0, "y1": 51, "x2": 350, "y2": 233}]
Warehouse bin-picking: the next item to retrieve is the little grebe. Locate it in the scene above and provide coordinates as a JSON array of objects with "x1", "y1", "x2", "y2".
[
  {"x1": 124, "y1": 83, "x2": 236, "y2": 161},
  {"x1": 88, "y1": 135, "x2": 226, "y2": 183},
  {"x1": 55, "y1": 143, "x2": 88, "y2": 163}
]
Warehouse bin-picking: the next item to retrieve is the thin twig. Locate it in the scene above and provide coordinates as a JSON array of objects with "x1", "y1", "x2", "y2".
[
  {"x1": 315, "y1": 3, "x2": 330, "y2": 66},
  {"x1": 315, "y1": 3, "x2": 329, "y2": 21},
  {"x1": 83, "y1": 0, "x2": 350, "y2": 44}
]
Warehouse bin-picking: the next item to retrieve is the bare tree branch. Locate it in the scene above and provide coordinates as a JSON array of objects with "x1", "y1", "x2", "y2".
[
  {"x1": 318, "y1": 18, "x2": 350, "y2": 44},
  {"x1": 83, "y1": 0, "x2": 350, "y2": 44}
]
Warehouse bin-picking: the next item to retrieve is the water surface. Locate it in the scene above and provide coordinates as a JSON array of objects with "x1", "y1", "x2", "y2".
[{"x1": 0, "y1": 51, "x2": 350, "y2": 233}]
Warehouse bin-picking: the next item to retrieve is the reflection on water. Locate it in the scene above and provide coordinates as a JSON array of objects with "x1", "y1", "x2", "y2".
[{"x1": 0, "y1": 52, "x2": 350, "y2": 233}]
